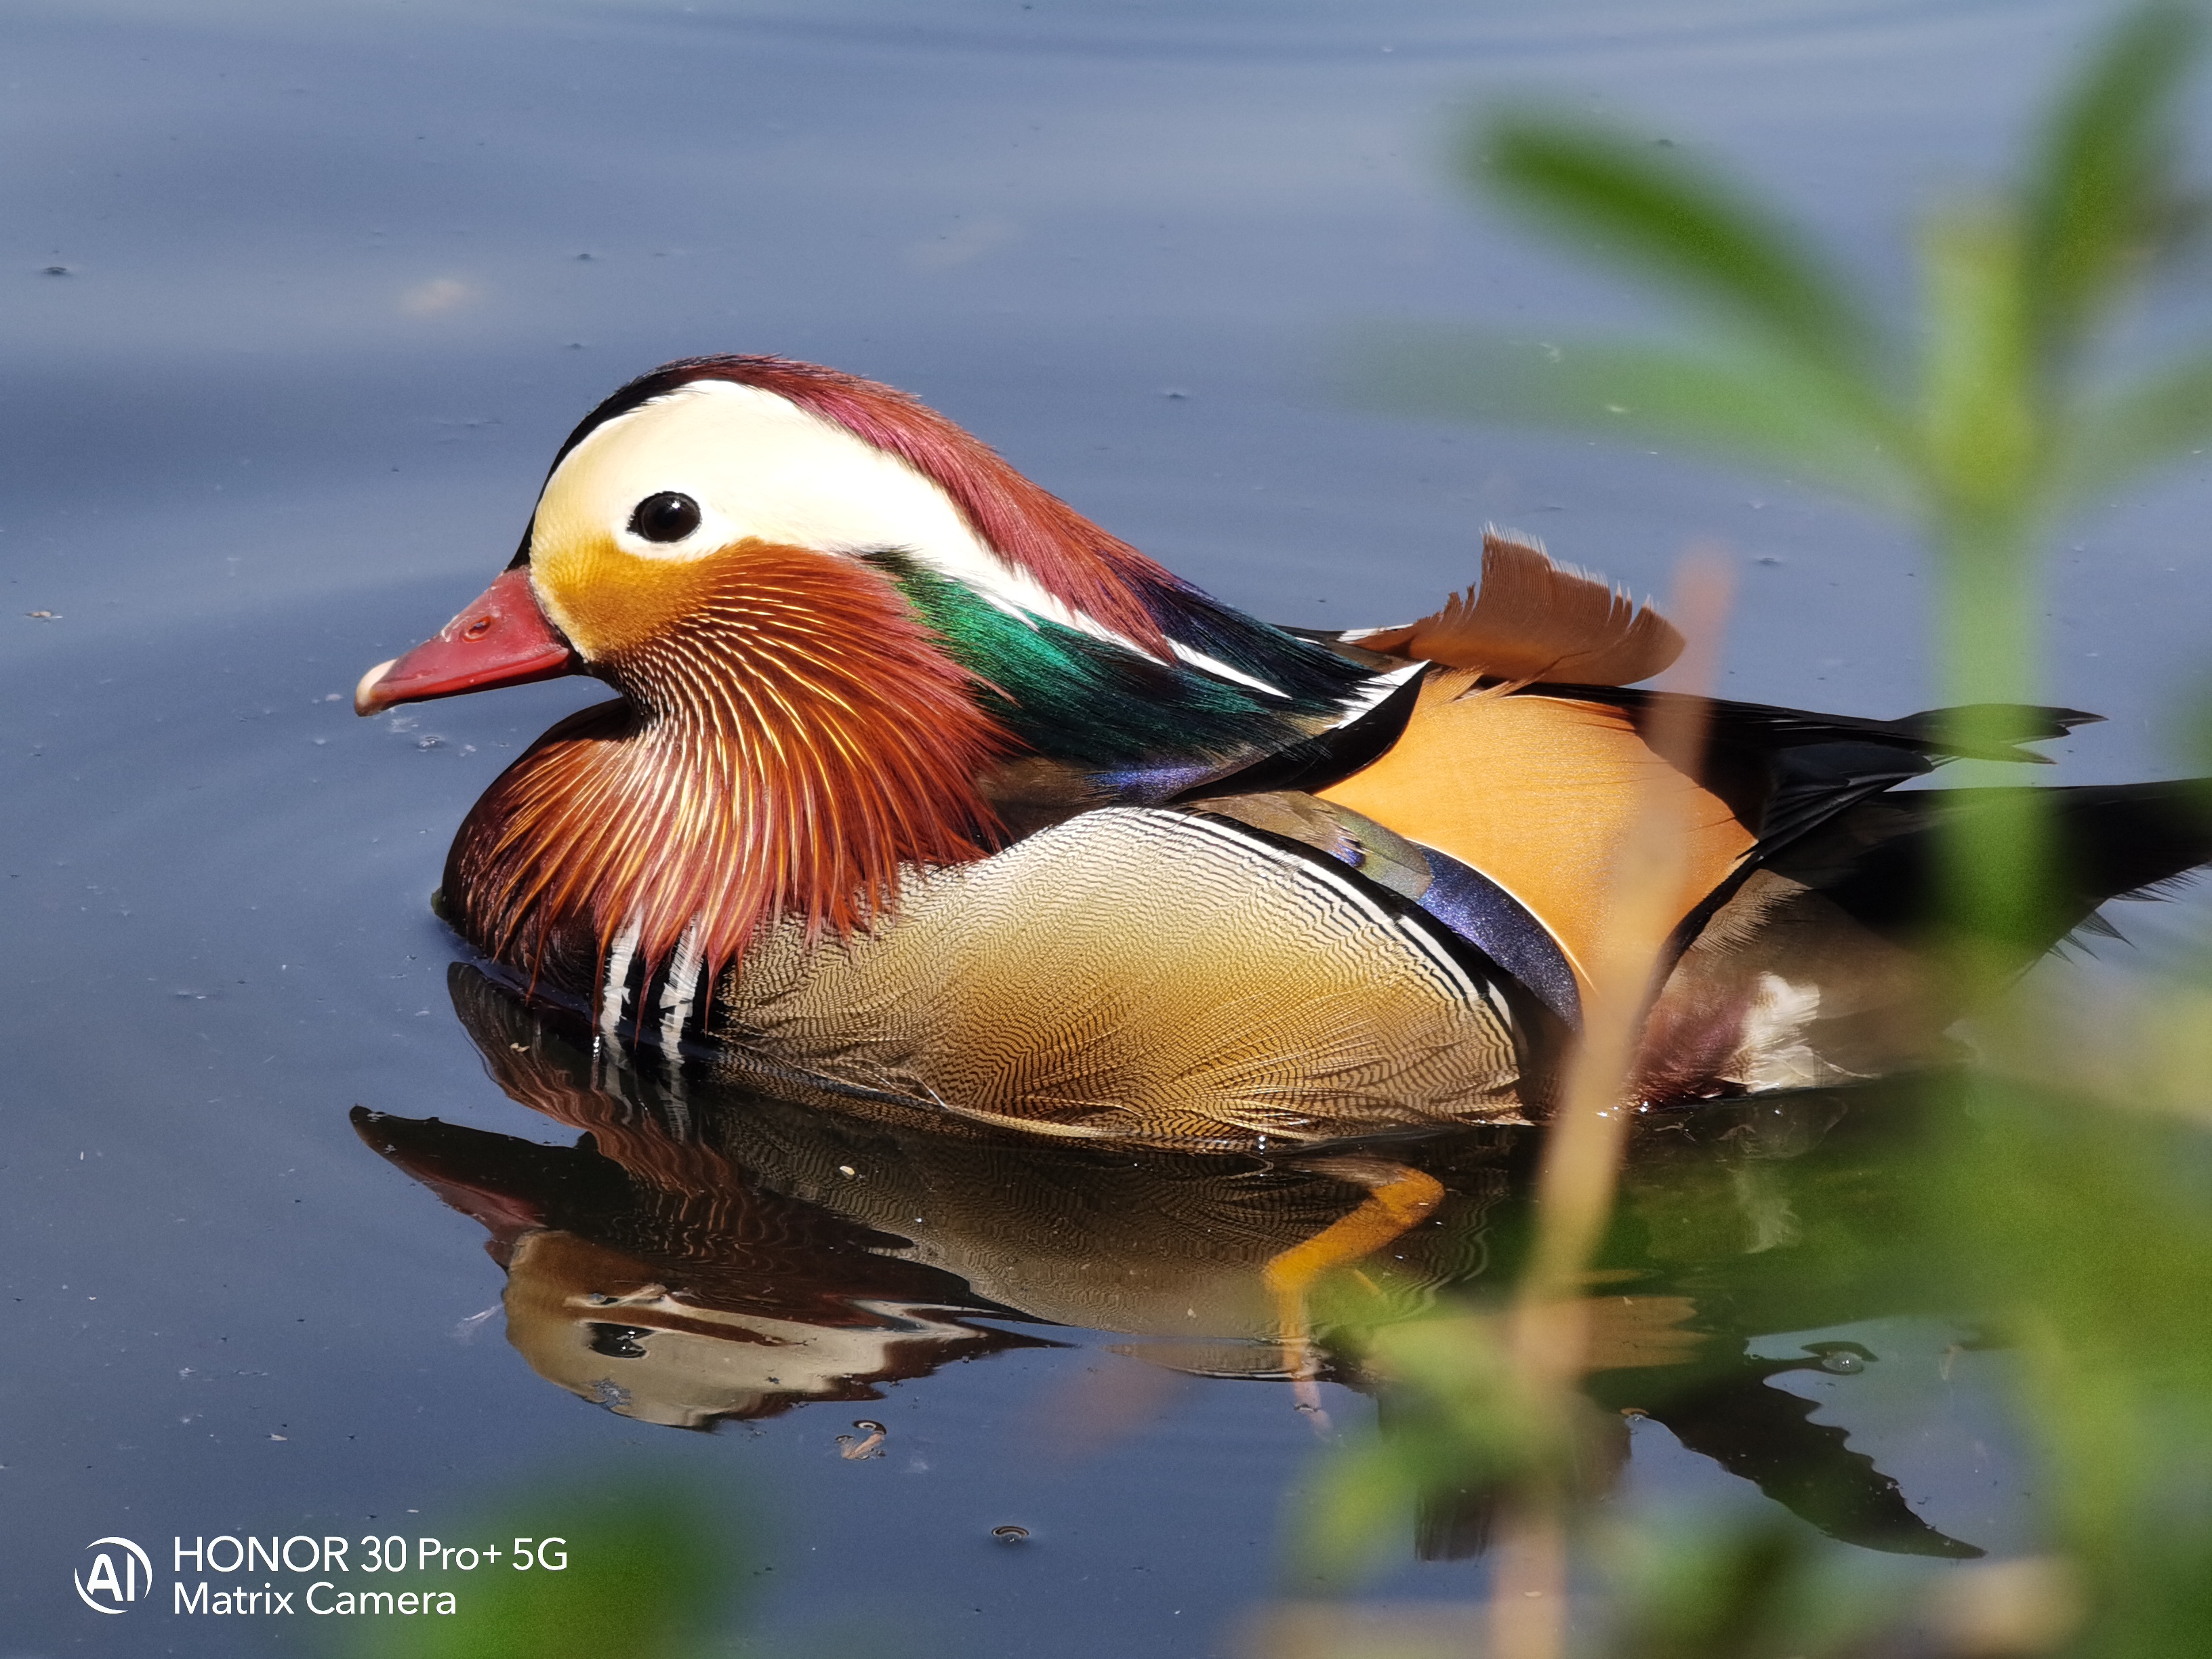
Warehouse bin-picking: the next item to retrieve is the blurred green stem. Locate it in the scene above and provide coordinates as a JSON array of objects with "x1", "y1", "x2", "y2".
[{"x1": 1916, "y1": 205, "x2": 2053, "y2": 957}]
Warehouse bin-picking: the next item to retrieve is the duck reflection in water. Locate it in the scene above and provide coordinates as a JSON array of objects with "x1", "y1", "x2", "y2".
[{"x1": 357, "y1": 964, "x2": 1986, "y2": 1561}]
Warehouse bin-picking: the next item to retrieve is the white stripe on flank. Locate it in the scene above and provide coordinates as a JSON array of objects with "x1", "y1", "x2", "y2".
[
  {"x1": 599, "y1": 917, "x2": 642, "y2": 1038},
  {"x1": 1393, "y1": 913, "x2": 1489, "y2": 1010},
  {"x1": 658, "y1": 926, "x2": 705, "y2": 1054}
]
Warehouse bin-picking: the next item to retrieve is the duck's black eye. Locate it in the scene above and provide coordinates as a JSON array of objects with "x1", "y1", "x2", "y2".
[{"x1": 628, "y1": 491, "x2": 701, "y2": 544}]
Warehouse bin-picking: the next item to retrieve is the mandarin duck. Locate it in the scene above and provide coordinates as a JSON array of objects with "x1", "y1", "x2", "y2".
[{"x1": 355, "y1": 355, "x2": 2212, "y2": 1151}]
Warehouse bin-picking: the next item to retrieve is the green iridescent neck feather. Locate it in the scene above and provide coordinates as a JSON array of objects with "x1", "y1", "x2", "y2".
[{"x1": 867, "y1": 552, "x2": 1370, "y2": 773}]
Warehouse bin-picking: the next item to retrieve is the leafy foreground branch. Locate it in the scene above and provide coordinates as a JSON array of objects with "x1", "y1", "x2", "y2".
[{"x1": 1300, "y1": 6, "x2": 2212, "y2": 1657}]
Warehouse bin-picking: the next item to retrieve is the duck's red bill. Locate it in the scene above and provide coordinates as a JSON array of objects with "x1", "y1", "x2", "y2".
[{"x1": 354, "y1": 567, "x2": 581, "y2": 716}]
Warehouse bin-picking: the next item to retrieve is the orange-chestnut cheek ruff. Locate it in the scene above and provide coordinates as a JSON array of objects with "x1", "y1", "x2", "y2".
[{"x1": 441, "y1": 541, "x2": 1012, "y2": 998}]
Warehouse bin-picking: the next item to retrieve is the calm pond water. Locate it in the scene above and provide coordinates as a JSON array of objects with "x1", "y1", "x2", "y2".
[{"x1": 7, "y1": 1, "x2": 2211, "y2": 1653}]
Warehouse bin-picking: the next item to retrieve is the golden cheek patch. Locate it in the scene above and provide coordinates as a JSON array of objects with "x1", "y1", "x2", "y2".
[{"x1": 530, "y1": 536, "x2": 842, "y2": 661}]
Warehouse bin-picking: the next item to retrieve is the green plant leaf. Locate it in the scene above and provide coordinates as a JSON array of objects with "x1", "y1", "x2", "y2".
[
  {"x1": 1914, "y1": 208, "x2": 2041, "y2": 527},
  {"x1": 2022, "y1": 1, "x2": 2205, "y2": 357},
  {"x1": 1605, "y1": 1520, "x2": 1881, "y2": 1659},
  {"x1": 2057, "y1": 350, "x2": 2212, "y2": 497},
  {"x1": 1347, "y1": 325, "x2": 1908, "y2": 506},
  {"x1": 1288, "y1": 1446, "x2": 1417, "y2": 1586},
  {"x1": 342, "y1": 1475, "x2": 745, "y2": 1659},
  {"x1": 1927, "y1": 1077, "x2": 2212, "y2": 1657},
  {"x1": 1473, "y1": 114, "x2": 1884, "y2": 391}
]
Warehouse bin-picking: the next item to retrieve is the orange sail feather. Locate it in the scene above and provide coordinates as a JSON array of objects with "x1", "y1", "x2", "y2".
[{"x1": 1346, "y1": 530, "x2": 1683, "y2": 687}]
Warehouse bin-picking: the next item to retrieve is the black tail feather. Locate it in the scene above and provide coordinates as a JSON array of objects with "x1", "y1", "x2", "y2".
[
  {"x1": 1891, "y1": 703, "x2": 2105, "y2": 763},
  {"x1": 1811, "y1": 779, "x2": 2212, "y2": 956}
]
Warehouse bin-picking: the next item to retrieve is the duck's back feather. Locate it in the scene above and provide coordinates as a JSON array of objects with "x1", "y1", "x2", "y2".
[{"x1": 1317, "y1": 673, "x2": 1759, "y2": 985}]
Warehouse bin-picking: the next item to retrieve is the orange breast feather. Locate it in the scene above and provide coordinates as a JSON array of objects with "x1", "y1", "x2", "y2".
[{"x1": 1318, "y1": 672, "x2": 1755, "y2": 985}]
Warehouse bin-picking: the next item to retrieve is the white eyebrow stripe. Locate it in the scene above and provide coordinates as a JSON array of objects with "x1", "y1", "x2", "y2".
[
  {"x1": 552, "y1": 379, "x2": 1182, "y2": 664},
  {"x1": 979, "y1": 593, "x2": 1285, "y2": 694},
  {"x1": 1170, "y1": 641, "x2": 1286, "y2": 697},
  {"x1": 981, "y1": 590, "x2": 1044, "y2": 629},
  {"x1": 549, "y1": 379, "x2": 1325, "y2": 689}
]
